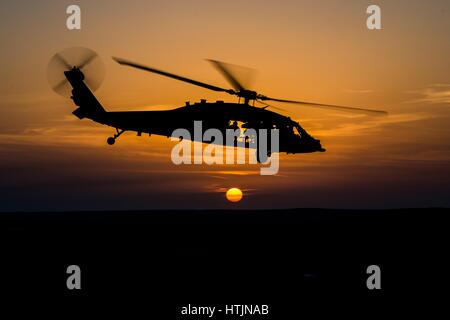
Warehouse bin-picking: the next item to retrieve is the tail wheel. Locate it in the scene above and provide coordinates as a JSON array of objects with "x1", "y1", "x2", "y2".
[{"x1": 107, "y1": 137, "x2": 115, "y2": 145}]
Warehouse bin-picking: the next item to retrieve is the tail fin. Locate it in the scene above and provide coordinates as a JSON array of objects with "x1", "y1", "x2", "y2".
[{"x1": 64, "y1": 68, "x2": 106, "y2": 120}]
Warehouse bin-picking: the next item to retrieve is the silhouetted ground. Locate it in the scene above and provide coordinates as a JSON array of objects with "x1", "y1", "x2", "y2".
[{"x1": 1, "y1": 208, "x2": 448, "y2": 316}]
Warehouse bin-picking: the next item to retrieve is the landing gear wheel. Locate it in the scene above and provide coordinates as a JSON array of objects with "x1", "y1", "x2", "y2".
[{"x1": 107, "y1": 137, "x2": 115, "y2": 145}]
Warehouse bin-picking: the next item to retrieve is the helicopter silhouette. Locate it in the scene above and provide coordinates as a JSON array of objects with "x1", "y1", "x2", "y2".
[{"x1": 48, "y1": 47, "x2": 387, "y2": 163}]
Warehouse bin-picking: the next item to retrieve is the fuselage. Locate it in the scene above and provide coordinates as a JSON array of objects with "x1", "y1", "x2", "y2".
[
  {"x1": 65, "y1": 68, "x2": 324, "y2": 154},
  {"x1": 93, "y1": 100, "x2": 325, "y2": 154}
]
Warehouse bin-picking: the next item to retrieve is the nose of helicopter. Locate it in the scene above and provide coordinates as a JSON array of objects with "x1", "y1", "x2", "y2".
[
  {"x1": 316, "y1": 140, "x2": 326, "y2": 152},
  {"x1": 292, "y1": 138, "x2": 325, "y2": 153}
]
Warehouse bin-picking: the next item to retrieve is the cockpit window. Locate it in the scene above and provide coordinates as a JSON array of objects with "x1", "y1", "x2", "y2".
[{"x1": 293, "y1": 126, "x2": 301, "y2": 137}]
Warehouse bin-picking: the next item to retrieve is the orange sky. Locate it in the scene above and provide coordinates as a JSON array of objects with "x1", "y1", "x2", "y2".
[{"x1": 1, "y1": 0, "x2": 449, "y2": 210}]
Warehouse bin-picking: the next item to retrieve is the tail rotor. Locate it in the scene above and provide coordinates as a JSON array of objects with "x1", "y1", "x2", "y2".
[{"x1": 47, "y1": 47, "x2": 105, "y2": 96}]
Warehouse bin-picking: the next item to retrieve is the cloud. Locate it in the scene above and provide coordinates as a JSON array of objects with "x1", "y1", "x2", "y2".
[
  {"x1": 311, "y1": 111, "x2": 435, "y2": 138},
  {"x1": 406, "y1": 84, "x2": 450, "y2": 105}
]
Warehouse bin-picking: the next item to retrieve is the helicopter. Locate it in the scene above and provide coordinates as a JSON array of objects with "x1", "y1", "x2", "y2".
[{"x1": 48, "y1": 47, "x2": 387, "y2": 163}]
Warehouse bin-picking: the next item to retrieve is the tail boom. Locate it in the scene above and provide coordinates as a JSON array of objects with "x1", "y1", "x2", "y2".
[{"x1": 64, "y1": 68, "x2": 106, "y2": 120}]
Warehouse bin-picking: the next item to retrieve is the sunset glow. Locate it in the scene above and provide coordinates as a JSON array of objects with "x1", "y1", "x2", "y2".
[
  {"x1": 0, "y1": 0, "x2": 449, "y2": 210},
  {"x1": 226, "y1": 188, "x2": 243, "y2": 203}
]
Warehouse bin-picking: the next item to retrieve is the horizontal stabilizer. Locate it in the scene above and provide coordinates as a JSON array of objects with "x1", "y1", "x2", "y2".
[{"x1": 72, "y1": 107, "x2": 86, "y2": 119}]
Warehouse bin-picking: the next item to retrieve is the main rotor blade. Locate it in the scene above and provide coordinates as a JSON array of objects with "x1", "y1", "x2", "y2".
[
  {"x1": 255, "y1": 100, "x2": 287, "y2": 112},
  {"x1": 207, "y1": 59, "x2": 246, "y2": 91},
  {"x1": 258, "y1": 96, "x2": 387, "y2": 115},
  {"x1": 113, "y1": 57, "x2": 235, "y2": 94}
]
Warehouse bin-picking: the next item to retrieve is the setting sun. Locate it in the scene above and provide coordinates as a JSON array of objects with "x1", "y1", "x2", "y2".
[{"x1": 226, "y1": 188, "x2": 243, "y2": 203}]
